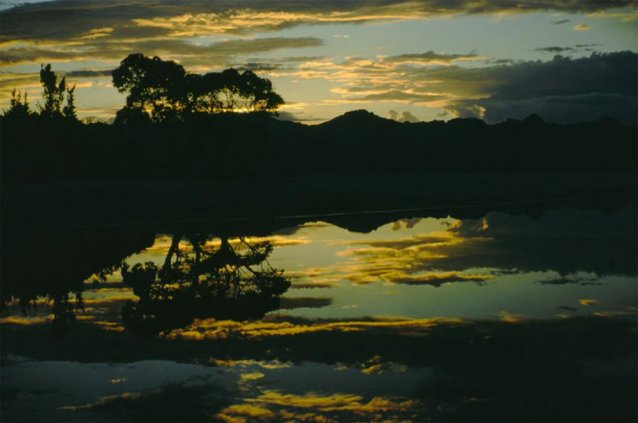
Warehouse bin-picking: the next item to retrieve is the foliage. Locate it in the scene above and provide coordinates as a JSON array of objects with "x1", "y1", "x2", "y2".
[
  {"x1": 6, "y1": 89, "x2": 31, "y2": 118},
  {"x1": 112, "y1": 53, "x2": 187, "y2": 121},
  {"x1": 112, "y1": 53, "x2": 284, "y2": 122},
  {"x1": 62, "y1": 84, "x2": 77, "y2": 119},
  {"x1": 3, "y1": 64, "x2": 77, "y2": 120},
  {"x1": 121, "y1": 235, "x2": 290, "y2": 335}
]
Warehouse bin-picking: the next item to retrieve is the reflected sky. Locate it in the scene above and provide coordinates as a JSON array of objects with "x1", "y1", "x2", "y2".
[
  {"x1": 1, "y1": 207, "x2": 636, "y2": 422},
  {"x1": 60, "y1": 207, "x2": 636, "y2": 324}
]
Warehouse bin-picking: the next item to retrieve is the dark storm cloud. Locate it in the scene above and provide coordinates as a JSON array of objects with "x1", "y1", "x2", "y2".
[
  {"x1": 1, "y1": 0, "x2": 634, "y2": 42},
  {"x1": 441, "y1": 51, "x2": 638, "y2": 124}
]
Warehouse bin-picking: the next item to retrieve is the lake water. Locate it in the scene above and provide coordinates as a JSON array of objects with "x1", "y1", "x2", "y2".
[{"x1": 1, "y1": 205, "x2": 636, "y2": 422}]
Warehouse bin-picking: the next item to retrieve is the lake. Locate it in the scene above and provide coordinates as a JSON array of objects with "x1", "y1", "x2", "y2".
[{"x1": 1, "y1": 203, "x2": 636, "y2": 422}]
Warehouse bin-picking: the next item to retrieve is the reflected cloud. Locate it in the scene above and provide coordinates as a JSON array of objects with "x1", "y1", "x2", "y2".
[
  {"x1": 573, "y1": 23, "x2": 593, "y2": 30},
  {"x1": 332, "y1": 228, "x2": 496, "y2": 285},
  {"x1": 165, "y1": 316, "x2": 464, "y2": 340},
  {"x1": 0, "y1": 315, "x2": 52, "y2": 325},
  {"x1": 279, "y1": 297, "x2": 333, "y2": 309},
  {"x1": 218, "y1": 389, "x2": 416, "y2": 422}
]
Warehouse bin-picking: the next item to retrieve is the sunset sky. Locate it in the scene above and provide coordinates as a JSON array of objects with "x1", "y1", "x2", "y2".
[{"x1": 1, "y1": 0, "x2": 636, "y2": 123}]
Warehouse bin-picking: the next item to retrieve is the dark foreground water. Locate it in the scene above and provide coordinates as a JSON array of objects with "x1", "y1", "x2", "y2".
[{"x1": 1, "y1": 204, "x2": 636, "y2": 422}]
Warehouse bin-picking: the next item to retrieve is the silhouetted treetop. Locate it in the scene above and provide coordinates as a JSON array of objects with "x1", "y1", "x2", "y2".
[
  {"x1": 6, "y1": 89, "x2": 30, "y2": 118},
  {"x1": 112, "y1": 53, "x2": 284, "y2": 123},
  {"x1": 3, "y1": 64, "x2": 77, "y2": 120},
  {"x1": 39, "y1": 64, "x2": 77, "y2": 120}
]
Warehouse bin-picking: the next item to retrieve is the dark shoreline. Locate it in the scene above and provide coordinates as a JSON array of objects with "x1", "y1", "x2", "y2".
[{"x1": 4, "y1": 171, "x2": 635, "y2": 229}]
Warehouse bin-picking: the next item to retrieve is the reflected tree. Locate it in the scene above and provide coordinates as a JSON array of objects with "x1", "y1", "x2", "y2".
[
  {"x1": 121, "y1": 234, "x2": 290, "y2": 335},
  {"x1": 1, "y1": 226, "x2": 154, "y2": 338}
]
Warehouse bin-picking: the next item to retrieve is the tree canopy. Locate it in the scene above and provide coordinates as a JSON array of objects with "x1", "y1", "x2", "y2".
[{"x1": 112, "y1": 53, "x2": 284, "y2": 122}]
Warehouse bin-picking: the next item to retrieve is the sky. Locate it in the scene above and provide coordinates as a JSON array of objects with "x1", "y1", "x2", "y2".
[{"x1": 0, "y1": 0, "x2": 636, "y2": 124}]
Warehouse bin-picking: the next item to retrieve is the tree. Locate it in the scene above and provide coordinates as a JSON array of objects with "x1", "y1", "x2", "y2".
[
  {"x1": 112, "y1": 53, "x2": 284, "y2": 121},
  {"x1": 5, "y1": 89, "x2": 31, "y2": 118},
  {"x1": 37, "y1": 64, "x2": 77, "y2": 119},
  {"x1": 62, "y1": 84, "x2": 77, "y2": 120},
  {"x1": 191, "y1": 69, "x2": 284, "y2": 113},
  {"x1": 112, "y1": 53, "x2": 187, "y2": 121}
]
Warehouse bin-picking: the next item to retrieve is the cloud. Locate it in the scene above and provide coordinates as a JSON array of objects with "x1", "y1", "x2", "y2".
[
  {"x1": 535, "y1": 44, "x2": 603, "y2": 53},
  {"x1": 587, "y1": 9, "x2": 638, "y2": 22},
  {"x1": 353, "y1": 90, "x2": 444, "y2": 104},
  {"x1": 382, "y1": 271, "x2": 491, "y2": 286},
  {"x1": 286, "y1": 50, "x2": 636, "y2": 123},
  {"x1": 278, "y1": 297, "x2": 333, "y2": 309},
  {"x1": 65, "y1": 69, "x2": 114, "y2": 77},
  {"x1": 534, "y1": 46, "x2": 575, "y2": 53},
  {"x1": 0, "y1": 36, "x2": 323, "y2": 66},
  {"x1": 573, "y1": 23, "x2": 592, "y2": 30},
  {"x1": 1, "y1": 1, "x2": 633, "y2": 43},
  {"x1": 442, "y1": 51, "x2": 637, "y2": 123},
  {"x1": 385, "y1": 50, "x2": 481, "y2": 65},
  {"x1": 388, "y1": 110, "x2": 419, "y2": 122},
  {"x1": 320, "y1": 207, "x2": 636, "y2": 288},
  {"x1": 216, "y1": 390, "x2": 416, "y2": 422},
  {"x1": 165, "y1": 316, "x2": 463, "y2": 340}
]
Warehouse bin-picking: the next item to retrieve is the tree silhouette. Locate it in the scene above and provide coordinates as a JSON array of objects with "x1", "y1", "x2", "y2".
[
  {"x1": 112, "y1": 53, "x2": 187, "y2": 122},
  {"x1": 121, "y1": 234, "x2": 290, "y2": 335},
  {"x1": 32, "y1": 64, "x2": 78, "y2": 120},
  {"x1": 5, "y1": 89, "x2": 31, "y2": 118},
  {"x1": 62, "y1": 84, "x2": 77, "y2": 120},
  {"x1": 112, "y1": 53, "x2": 284, "y2": 122},
  {"x1": 39, "y1": 64, "x2": 64, "y2": 117}
]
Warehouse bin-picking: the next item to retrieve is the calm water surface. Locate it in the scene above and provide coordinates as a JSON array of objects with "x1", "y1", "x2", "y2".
[{"x1": 1, "y1": 206, "x2": 636, "y2": 422}]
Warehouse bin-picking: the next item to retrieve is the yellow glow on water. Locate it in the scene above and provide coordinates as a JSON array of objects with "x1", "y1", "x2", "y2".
[
  {"x1": 164, "y1": 316, "x2": 464, "y2": 340},
  {"x1": 240, "y1": 372, "x2": 265, "y2": 382},
  {"x1": 499, "y1": 311, "x2": 525, "y2": 323},
  {"x1": 0, "y1": 315, "x2": 52, "y2": 325},
  {"x1": 217, "y1": 389, "x2": 417, "y2": 422},
  {"x1": 212, "y1": 359, "x2": 292, "y2": 370},
  {"x1": 218, "y1": 404, "x2": 275, "y2": 422}
]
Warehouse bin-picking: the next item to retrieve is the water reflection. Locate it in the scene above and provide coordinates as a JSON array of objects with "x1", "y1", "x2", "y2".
[
  {"x1": 2, "y1": 206, "x2": 637, "y2": 331},
  {"x1": 121, "y1": 235, "x2": 290, "y2": 335},
  {"x1": 1, "y1": 204, "x2": 636, "y2": 421}
]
